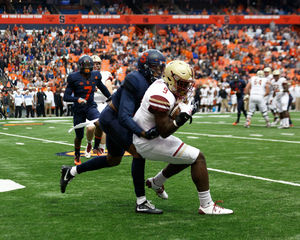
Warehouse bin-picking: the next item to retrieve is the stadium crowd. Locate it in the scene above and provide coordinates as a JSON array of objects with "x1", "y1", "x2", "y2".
[{"x1": 1, "y1": 21, "x2": 300, "y2": 118}]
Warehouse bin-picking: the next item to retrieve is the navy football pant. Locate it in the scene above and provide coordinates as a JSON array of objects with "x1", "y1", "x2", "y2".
[{"x1": 237, "y1": 98, "x2": 247, "y2": 122}]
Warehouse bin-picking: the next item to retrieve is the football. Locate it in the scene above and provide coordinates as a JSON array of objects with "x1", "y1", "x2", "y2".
[{"x1": 169, "y1": 103, "x2": 181, "y2": 120}]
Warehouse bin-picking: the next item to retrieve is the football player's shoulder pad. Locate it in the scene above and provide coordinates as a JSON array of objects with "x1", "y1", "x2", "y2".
[
  {"x1": 122, "y1": 71, "x2": 141, "y2": 94},
  {"x1": 66, "y1": 72, "x2": 78, "y2": 83}
]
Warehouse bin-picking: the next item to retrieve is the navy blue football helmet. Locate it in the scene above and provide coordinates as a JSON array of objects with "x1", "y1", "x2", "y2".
[
  {"x1": 78, "y1": 55, "x2": 94, "y2": 74},
  {"x1": 233, "y1": 73, "x2": 239, "y2": 82},
  {"x1": 138, "y1": 49, "x2": 166, "y2": 82}
]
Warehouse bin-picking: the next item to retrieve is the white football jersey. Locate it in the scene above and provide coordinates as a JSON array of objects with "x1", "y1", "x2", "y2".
[
  {"x1": 133, "y1": 79, "x2": 176, "y2": 151},
  {"x1": 94, "y1": 71, "x2": 112, "y2": 103},
  {"x1": 266, "y1": 74, "x2": 274, "y2": 95},
  {"x1": 201, "y1": 87, "x2": 208, "y2": 97},
  {"x1": 207, "y1": 87, "x2": 215, "y2": 98},
  {"x1": 272, "y1": 77, "x2": 288, "y2": 99},
  {"x1": 250, "y1": 76, "x2": 267, "y2": 96}
]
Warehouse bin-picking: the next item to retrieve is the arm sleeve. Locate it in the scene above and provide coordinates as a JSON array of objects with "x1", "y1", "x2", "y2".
[
  {"x1": 117, "y1": 78, "x2": 144, "y2": 137},
  {"x1": 63, "y1": 75, "x2": 78, "y2": 102}
]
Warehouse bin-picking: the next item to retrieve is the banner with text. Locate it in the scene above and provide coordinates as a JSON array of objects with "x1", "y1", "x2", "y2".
[{"x1": 0, "y1": 14, "x2": 299, "y2": 25}]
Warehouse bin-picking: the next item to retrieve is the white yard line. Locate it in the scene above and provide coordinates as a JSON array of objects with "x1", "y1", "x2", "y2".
[
  {"x1": 0, "y1": 132, "x2": 74, "y2": 147},
  {"x1": 208, "y1": 168, "x2": 300, "y2": 187},
  {"x1": 176, "y1": 132, "x2": 300, "y2": 144}
]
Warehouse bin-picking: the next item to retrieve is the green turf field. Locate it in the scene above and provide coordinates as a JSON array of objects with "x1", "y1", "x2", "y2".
[{"x1": 1, "y1": 112, "x2": 300, "y2": 240}]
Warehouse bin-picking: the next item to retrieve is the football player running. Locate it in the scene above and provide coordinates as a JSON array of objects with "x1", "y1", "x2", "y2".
[
  {"x1": 63, "y1": 55, "x2": 111, "y2": 165},
  {"x1": 271, "y1": 70, "x2": 290, "y2": 129},
  {"x1": 60, "y1": 50, "x2": 166, "y2": 214},
  {"x1": 133, "y1": 60, "x2": 233, "y2": 215},
  {"x1": 243, "y1": 70, "x2": 270, "y2": 128},
  {"x1": 84, "y1": 55, "x2": 113, "y2": 158}
]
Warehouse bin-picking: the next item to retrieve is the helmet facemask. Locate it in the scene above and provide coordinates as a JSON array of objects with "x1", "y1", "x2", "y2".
[
  {"x1": 169, "y1": 71, "x2": 194, "y2": 100},
  {"x1": 148, "y1": 63, "x2": 165, "y2": 82}
]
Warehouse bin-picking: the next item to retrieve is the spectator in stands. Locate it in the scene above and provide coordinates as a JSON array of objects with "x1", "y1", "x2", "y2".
[
  {"x1": 187, "y1": 27, "x2": 195, "y2": 39},
  {"x1": 108, "y1": 5, "x2": 115, "y2": 13}
]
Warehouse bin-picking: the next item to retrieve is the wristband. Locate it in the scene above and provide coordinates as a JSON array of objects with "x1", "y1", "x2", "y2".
[{"x1": 173, "y1": 120, "x2": 178, "y2": 127}]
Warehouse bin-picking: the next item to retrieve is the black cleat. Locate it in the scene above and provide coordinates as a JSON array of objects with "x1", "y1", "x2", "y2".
[
  {"x1": 135, "y1": 200, "x2": 163, "y2": 214},
  {"x1": 60, "y1": 165, "x2": 74, "y2": 193}
]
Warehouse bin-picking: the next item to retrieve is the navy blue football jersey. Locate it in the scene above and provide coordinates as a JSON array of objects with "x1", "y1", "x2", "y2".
[
  {"x1": 111, "y1": 71, "x2": 151, "y2": 137},
  {"x1": 229, "y1": 80, "x2": 246, "y2": 99},
  {"x1": 63, "y1": 71, "x2": 110, "y2": 111}
]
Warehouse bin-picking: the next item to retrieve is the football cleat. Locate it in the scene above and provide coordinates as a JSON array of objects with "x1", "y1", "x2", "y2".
[
  {"x1": 244, "y1": 122, "x2": 249, "y2": 128},
  {"x1": 92, "y1": 147, "x2": 103, "y2": 156},
  {"x1": 135, "y1": 200, "x2": 163, "y2": 214},
  {"x1": 60, "y1": 165, "x2": 75, "y2": 193},
  {"x1": 233, "y1": 121, "x2": 239, "y2": 126},
  {"x1": 74, "y1": 155, "x2": 81, "y2": 165},
  {"x1": 199, "y1": 200, "x2": 233, "y2": 215},
  {"x1": 266, "y1": 122, "x2": 271, "y2": 128},
  {"x1": 85, "y1": 143, "x2": 92, "y2": 158},
  {"x1": 146, "y1": 178, "x2": 168, "y2": 199}
]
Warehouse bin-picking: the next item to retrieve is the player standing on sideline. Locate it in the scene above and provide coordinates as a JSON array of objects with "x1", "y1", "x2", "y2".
[
  {"x1": 264, "y1": 67, "x2": 279, "y2": 124},
  {"x1": 63, "y1": 55, "x2": 111, "y2": 165},
  {"x1": 84, "y1": 55, "x2": 113, "y2": 158},
  {"x1": 200, "y1": 84, "x2": 207, "y2": 112},
  {"x1": 243, "y1": 70, "x2": 270, "y2": 128},
  {"x1": 133, "y1": 60, "x2": 233, "y2": 215},
  {"x1": 271, "y1": 70, "x2": 290, "y2": 129},
  {"x1": 207, "y1": 83, "x2": 216, "y2": 112},
  {"x1": 230, "y1": 74, "x2": 247, "y2": 125},
  {"x1": 60, "y1": 50, "x2": 166, "y2": 214}
]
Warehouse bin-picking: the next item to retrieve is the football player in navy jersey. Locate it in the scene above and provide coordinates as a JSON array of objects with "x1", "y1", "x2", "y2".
[
  {"x1": 229, "y1": 74, "x2": 247, "y2": 125},
  {"x1": 63, "y1": 55, "x2": 111, "y2": 165},
  {"x1": 60, "y1": 50, "x2": 166, "y2": 214}
]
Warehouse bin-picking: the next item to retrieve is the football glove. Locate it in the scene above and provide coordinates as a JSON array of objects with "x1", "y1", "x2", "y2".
[
  {"x1": 144, "y1": 126, "x2": 160, "y2": 140},
  {"x1": 191, "y1": 102, "x2": 199, "y2": 115},
  {"x1": 174, "y1": 102, "x2": 194, "y2": 127},
  {"x1": 243, "y1": 94, "x2": 249, "y2": 101},
  {"x1": 78, "y1": 97, "x2": 87, "y2": 105}
]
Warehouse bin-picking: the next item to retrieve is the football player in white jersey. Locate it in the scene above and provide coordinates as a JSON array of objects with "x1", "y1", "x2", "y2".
[
  {"x1": 271, "y1": 70, "x2": 290, "y2": 128},
  {"x1": 200, "y1": 84, "x2": 207, "y2": 112},
  {"x1": 264, "y1": 67, "x2": 279, "y2": 124},
  {"x1": 133, "y1": 60, "x2": 233, "y2": 215},
  {"x1": 243, "y1": 70, "x2": 270, "y2": 128},
  {"x1": 84, "y1": 55, "x2": 113, "y2": 158},
  {"x1": 207, "y1": 83, "x2": 216, "y2": 112}
]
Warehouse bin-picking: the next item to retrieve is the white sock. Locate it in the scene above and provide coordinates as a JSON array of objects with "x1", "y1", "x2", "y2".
[
  {"x1": 198, "y1": 189, "x2": 213, "y2": 207},
  {"x1": 100, "y1": 143, "x2": 106, "y2": 150},
  {"x1": 284, "y1": 118, "x2": 289, "y2": 127},
  {"x1": 87, "y1": 140, "x2": 92, "y2": 144},
  {"x1": 153, "y1": 170, "x2": 168, "y2": 187},
  {"x1": 137, "y1": 196, "x2": 146, "y2": 205},
  {"x1": 70, "y1": 166, "x2": 78, "y2": 176}
]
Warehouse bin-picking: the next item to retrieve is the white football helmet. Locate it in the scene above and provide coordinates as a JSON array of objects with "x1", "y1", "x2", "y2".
[
  {"x1": 264, "y1": 67, "x2": 272, "y2": 73},
  {"x1": 163, "y1": 60, "x2": 195, "y2": 99},
  {"x1": 91, "y1": 55, "x2": 102, "y2": 63},
  {"x1": 257, "y1": 70, "x2": 264, "y2": 77},
  {"x1": 273, "y1": 69, "x2": 280, "y2": 76}
]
